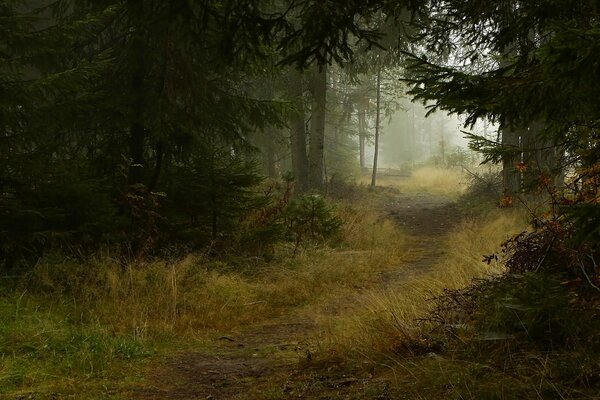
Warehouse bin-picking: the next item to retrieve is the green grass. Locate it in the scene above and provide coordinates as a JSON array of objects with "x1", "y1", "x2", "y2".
[{"x1": 0, "y1": 293, "x2": 155, "y2": 398}]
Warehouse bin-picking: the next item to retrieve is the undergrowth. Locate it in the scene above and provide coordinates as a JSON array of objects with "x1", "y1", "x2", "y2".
[
  {"x1": 0, "y1": 191, "x2": 406, "y2": 398},
  {"x1": 316, "y1": 209, "x2": 526, "y2": 357},
  {"x1": 310, "y1": 171, "x2": 600, "y2": 399},
  {"x1": 0, "y1": 293, "x2": 153, "y2": 398}
]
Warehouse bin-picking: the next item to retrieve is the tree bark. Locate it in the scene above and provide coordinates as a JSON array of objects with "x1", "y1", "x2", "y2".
[
  {"x1": 148, "y1": 140, "x2": 163, "y2": 191},
  {"x1": 501, "y1": 122, "x2": 522, "y2": 196},
  {"x1": 128, "y1": 80, "x2": 146, "y2": 185},
  {"x1": 524, "y1": 121, "x2": 564, "y2": 190},
  {"x1": 127, "y1": 5, "x2": 147, "y2": 186},
  {"x1": 358, "y1": 96, "x2": 367, "y2": 169},
  {"x1": 265, "y1": 128, "x2": 277, "y2": 178},
  {"x1": 309, "y1": 64, "x2": 327, "y2": 192},
  {"x1": 371, "y1": 69, "x2": 381, "y2": 187},
  {"x1": 288, "y1": 70, "x2": 309, "y2": 193}
]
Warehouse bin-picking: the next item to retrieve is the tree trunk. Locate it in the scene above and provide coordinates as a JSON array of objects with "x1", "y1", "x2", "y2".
[
  {"x1": 501, "y1": 122, "x2": 522, "y2": 196},
  {"x1": 524, "y1": 121, "x2": 564, "y2": 190},
  {"x1": 371, "y1": 69, "x2": 381, "y2": 187},
  {"x1": 288, "y1": 70, "x2": 309, "y2": 193},
  {"x1": 128, "y1": 54, "x2": 146, "y2": 186},
  {"x1": 129, "y1": 119, "x2": 145, "y2": 185},
  {"x1": 439, "y1": 115, "x2": 445, "y2": 165},
  {"x1": 148, "y1": 140, "x2": 163, "y2": 191},
  {"x1": 265, "y1": 128, "x2": 277, "y2": 179},
  {"x1": 127, "y1": 5, "x2": 147, "y2": 186},
  {"x1": 309, "y1": 64, "x2": 327, "y2": 192},
  {"x1": 358, "y1": 96, "x2": 367, "y2": 169}
]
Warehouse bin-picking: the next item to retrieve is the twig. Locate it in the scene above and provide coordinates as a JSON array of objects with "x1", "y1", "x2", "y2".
[
  {"x1": 461, "y1": 165, "x2": 493, "y2": 187},
  {"x1": 579, "y1": 254, "x2": 600, "y2": 292},
  {"x1": 243, "y1": 301, "x2": 267, "y2": 306},
  {"x1": 534, "y1": 235, "x2": 556, "y2": 272}
]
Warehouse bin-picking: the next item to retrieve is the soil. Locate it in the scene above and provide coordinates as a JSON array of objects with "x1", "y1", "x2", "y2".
[{"x1": 133, "y1": 187, "x2": 463, "y2": 400}]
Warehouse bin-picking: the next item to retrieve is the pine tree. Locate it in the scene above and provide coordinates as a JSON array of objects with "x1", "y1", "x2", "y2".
[{"x1": 404, "y1": 0, "x2": 600, "y2": 242}]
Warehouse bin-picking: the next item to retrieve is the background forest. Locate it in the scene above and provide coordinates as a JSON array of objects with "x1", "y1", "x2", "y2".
[{"x1": 1, "y1": 0, "x2": 600, "y2": 398}]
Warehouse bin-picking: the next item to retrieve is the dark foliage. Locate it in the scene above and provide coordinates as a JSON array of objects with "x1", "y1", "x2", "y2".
[
  {"x1": 285, "y1": 194, "x2": 343, "y2": 249},
  {"x1": 0, "y1": 0, "x2": 425, "y2": 269},
  {"x1": 423, "y1": 268, "x2": 600, "y2": 396}
]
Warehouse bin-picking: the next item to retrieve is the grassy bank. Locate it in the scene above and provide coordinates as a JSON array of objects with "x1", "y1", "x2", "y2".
[
  {"x1": 6, "y1": 167, "x2": 563, "y2": 400},
  {"x1": 315, "y1": 209, "x2": 526, "y2": 358},
  {"x1": 294, "y1": 169, "x2": 599, "y2": 399},
  {"x1": 0, "y1": 192, "x2": 407, "y2": 398}
]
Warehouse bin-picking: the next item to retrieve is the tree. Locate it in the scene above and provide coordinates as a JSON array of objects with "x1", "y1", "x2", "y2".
[
  {"x1": 308, "y1": 64, "x2": 327, "y2": 191},
  {"x1": 403, "y1": 0, "x2": 600, "y2": 243},
  {"x1": 2, "y1": 0, "x2": 430, "y2": 266},
  {"x1": 371, "y1": 67, "x2": 382, "y2": 187},
  {"x1": 287, "y1": 69, "x2": 310, "y2": 193},
  {"x1": 0, "y1": 0, "x2": 288, "y2": 264}
]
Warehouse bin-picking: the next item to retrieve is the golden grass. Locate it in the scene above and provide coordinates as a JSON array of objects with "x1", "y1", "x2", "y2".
[
  {"x1": 314, "y1": 209, "x2": 527, "y2": 355},
  {"x1": 21, "y1": 197, "x2": 408, "y2": 341},
  {"x1": 362, "y1": 166, "x2": 468, "y2": 198},
  {"x1": 1, "y1": 180, "x2": 539, "y2": 399}
]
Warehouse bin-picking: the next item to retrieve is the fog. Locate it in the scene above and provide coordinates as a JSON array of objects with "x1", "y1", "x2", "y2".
[
  {"x1": 366, "y1": 105, "x2": 458, "y2": 169},
  {"x1": 371, "y1": 100, "x2": 495, "y2": 170}
]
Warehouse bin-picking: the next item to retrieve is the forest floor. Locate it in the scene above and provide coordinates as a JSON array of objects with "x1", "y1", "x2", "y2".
[{"x1": 133, "y1": 187, "x2": 464, "y2": 399}]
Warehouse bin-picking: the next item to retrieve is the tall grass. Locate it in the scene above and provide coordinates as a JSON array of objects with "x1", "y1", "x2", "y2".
[
  {"x1": 18, "y1": 198, "x2": 407, "y2": 337},
  {"x1": 0, "y1": 293, "x2": 152, "y2": 398},
  {"x1": 1, "y1": 195, "x2": 408, "y2": 397},
  {"x1": 316, "y1": 209, "x2": 527, "y2": 356},
  {"x1": 368, "y1": 166, "x2": 468, "y2": 198}
]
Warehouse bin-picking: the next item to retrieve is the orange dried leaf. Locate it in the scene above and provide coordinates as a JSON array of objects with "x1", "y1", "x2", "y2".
[
  {"x1": 499, "y1": 196, "x2": 514, "y2": 208},
  {"x1": 515, "y1": 162, "x2": 527, "y2": 172}
]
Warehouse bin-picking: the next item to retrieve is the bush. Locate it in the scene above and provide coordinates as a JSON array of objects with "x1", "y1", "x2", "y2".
[
  {"x1": 0, "y1": 178, "x2": 119, "y2": 270},
  {"x1": 472, "y1": 274, "x2": 580, "y2": 350},
  {"x1": 285, "y1": 194, "x2": 343, "y2": 249}
]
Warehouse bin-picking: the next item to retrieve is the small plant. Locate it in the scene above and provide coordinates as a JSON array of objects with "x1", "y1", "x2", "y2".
[
  {"x1": 122, "y1": 183, "x2": 164, "y2": 258},
  {"x1": 285, "y1": 194, "x2": 343, "y2": 252}
]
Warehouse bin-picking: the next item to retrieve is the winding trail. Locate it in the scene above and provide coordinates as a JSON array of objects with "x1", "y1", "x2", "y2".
[{"x1": 135, "y1": 187, "x2": 463, "y2": 399}]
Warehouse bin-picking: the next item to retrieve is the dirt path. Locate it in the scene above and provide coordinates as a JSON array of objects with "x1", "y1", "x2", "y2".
[
  {"x1": 134, "y1": 188, "x2": 462, "y2": 399},
  {"x1": 379, "y1": 189, "x2": 462, "y2": 283}
]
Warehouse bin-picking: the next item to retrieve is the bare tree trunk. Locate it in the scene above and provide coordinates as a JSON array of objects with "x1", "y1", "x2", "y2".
[
  {"x1": 128, "y1": 38, "x2": 146, "y2": 185},
  {"x1": 358, "y1": 96, "x2": 367, "y2": 169},
  {"x1": 309, "y1": 64, "x2": 327, "y2": 192},
  {"x1": 371, "y1": 69, "x2": 381, "y2": 187},
  {"x1": 410, "y1": 105, "x2": 416, "y2": 167},
  {"x1": 288, "y1": 70, "x2": 309, "y2": 193},
  {"x1": 439, "y1": 115, "x2": 445, "y2": 165},
  {"x1": 126, "y1": 3, "x2": 147, "y2": 186},
  {"x1": 265, "y1": 128, "x2": 277, "y2": 178},
  {"x1": 148, "y1": 140, "x2": 163, "y2": 191},
  {"x1": 524, "y1": 121, "x2": 564, "y2": 190},
  {"x1": 501, "y1": 122, "x2": 522, "y2": 196}
]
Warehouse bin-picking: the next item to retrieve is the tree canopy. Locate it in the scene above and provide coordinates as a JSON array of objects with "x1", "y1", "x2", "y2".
[{"x1": 3, "y1": 0, "x2": 600, "y2": 265}]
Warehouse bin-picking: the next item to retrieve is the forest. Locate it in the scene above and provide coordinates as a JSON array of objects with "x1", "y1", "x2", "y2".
[{"x1": 1, "y1": 0, "x2": 599, "y2": 398}]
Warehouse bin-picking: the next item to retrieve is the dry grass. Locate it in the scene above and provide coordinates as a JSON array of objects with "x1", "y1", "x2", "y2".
[
  {"x1": 315, "y1": 209, "x2": 527, "y2": 356},
  {"x1": 364, "y1": 166, "x2": 468, "y2": 198},
  {"x1": 2, "y1": 194, "x2": 410, "y2": 397},
  {"x1": 4, "y1": 182, "x2": 530, "y2": 398},
  {"x1": 20, "y1": 197, "x2": 408, "y2": 341}
]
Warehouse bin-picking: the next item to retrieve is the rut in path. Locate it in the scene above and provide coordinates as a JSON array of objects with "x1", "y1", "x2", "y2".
[{"x1": 134, "y1": 190, "x2": 462, "y2": 400}]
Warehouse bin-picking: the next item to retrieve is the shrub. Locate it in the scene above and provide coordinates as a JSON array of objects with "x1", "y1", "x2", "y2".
[{"x1": 285, "y1": 194, "x2": 343, "y2": 250}]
